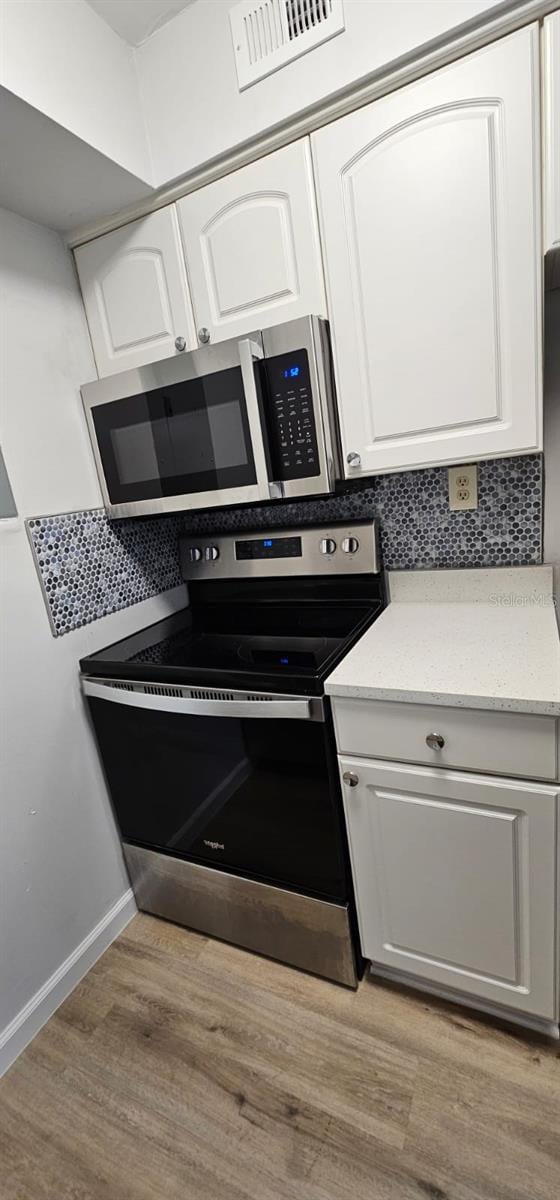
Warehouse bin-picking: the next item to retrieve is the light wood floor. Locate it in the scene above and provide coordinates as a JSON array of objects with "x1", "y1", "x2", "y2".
[{"x1": 1, "y1": 914, "x2": 559, "y2": 1200}]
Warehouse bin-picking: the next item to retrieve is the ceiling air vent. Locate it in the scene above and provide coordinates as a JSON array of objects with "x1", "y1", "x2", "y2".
[{"x1": 230, "y1": 0, "x2": 345, "y2": 90}]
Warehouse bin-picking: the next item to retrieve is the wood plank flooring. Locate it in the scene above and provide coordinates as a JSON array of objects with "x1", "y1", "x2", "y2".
[{"x1": 1, "y1": 913, "x2": 559, "y2": 1199}]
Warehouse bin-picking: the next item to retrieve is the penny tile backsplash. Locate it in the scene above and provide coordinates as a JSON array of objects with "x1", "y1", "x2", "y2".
[
  {"x1": 27, "y1": 454, "x2": 543, "y2": 636},
  {"x1": 27, "y1": 510, "x2": 184, "y2": 637}
]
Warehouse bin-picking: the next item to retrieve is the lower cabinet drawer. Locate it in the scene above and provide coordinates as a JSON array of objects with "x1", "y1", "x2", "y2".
[
  {"x1": 340, "y1": 755, "x2": 559, "y2": 1020},
  {"x1": 332, "y1": 698, "x2": 557, "y2": 781}
]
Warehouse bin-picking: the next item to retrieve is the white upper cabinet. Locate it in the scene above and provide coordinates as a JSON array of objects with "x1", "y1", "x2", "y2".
[
  {"x1": 544, "y1": 11, "x2": 560, "y2": 251},
  {"x1": 312, "y1": 27, "x2": 542, "y2": 478},
  {"x1": 177, "y1": 139, "x2": 326, "y2": 346},
  {"x1": 341, "y1": 756, "x2": 558, "y2": 1021},
  {"x1": 74, "y1": 207, "x2": 197, "y2": 377}
]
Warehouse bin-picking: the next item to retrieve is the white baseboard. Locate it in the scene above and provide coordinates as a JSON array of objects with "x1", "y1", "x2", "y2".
[{"x1": 0, "y1": 889, "x2": 137, "y2": 1077}]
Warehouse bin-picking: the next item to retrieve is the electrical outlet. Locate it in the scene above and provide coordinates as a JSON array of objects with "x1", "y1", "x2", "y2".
[{"x1": 448, "y1": 464, "x2": 478, "y2": 511}]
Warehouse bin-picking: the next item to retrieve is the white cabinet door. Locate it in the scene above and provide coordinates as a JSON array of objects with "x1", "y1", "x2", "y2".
[
  {"x1": 312, "y1": 27, "x2": 542, "y2": 477},
  {"x1": 75, "y1": 207, "x2": 196, "y2": 377},
  {"x1": 341, "y1": 756, "x2": 558, "y2": 1020},
  {"x1": 544, "y1": 11, "x2": 560, "y2": 251},
  {"x1": 177, "y1": 139, "x2": 326, "y2": 346}
]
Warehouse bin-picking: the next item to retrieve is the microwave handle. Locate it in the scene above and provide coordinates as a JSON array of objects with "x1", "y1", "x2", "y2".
[{"x1": 238, "y1": 338, "x2": 271, "y2": 503}]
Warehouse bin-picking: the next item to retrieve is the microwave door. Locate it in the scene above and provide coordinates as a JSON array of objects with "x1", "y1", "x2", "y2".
[{"x1": 81, "y1": 334, "x2": 272, "y2": 518}]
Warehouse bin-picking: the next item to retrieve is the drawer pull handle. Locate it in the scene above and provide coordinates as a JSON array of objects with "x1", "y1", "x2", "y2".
[
  {"x1": 426, "y1": 732, "x2": 445, "y2": 751},
  {"x1": 342, "y1": 771, "x2": 359, "y2": 788}
]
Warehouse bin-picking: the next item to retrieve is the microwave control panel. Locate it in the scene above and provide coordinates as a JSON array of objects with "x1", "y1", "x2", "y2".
[{"x1": 263, "y1": 350, "x2": 320, "y2": 481}]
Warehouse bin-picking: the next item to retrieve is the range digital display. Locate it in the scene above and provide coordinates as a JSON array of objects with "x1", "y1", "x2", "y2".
[{"x1": 235, "y1": 536, "x2": 303, "y2": 561}]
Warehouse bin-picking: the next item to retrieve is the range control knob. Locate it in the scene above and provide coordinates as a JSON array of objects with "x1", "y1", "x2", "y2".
[
  {"x1": 187, "y1": 546, "x2": 202, "y2": 563},
  {"x1": 319, "y1": 538, "x2": 337, "y2": 555},
  {"x1": 341, "y1": 536, "x2": 360, "y2": 554},
  {"x1": 204, "y1": 545, "x2": 220, "y2": 561}
]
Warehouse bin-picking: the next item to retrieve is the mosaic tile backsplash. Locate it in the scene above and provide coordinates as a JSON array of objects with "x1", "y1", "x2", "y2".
[
  {"x1": 27, "y1": 454, "x2": 542, "y2": 637},
  {"x1": 27, "y1": 510, "x2": 183, "y2": 636},
  {"x1": 182, "y1": 454, "x2": 543, "y2": 571}
]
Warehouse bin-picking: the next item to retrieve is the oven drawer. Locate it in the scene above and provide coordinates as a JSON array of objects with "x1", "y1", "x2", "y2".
[
  {"x1": 123, "y1": 844, "x2": 357, "y2": 987},
  {"x1": 331, "y1": 698, "x2": 558, "y2": 781}
]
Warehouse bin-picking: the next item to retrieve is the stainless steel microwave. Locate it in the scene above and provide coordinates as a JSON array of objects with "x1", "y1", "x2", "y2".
[{"x1": 81, "y1": 316, "x2": 342, "y2": 519}]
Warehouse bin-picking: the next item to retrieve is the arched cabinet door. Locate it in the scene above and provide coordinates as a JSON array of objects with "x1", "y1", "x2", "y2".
[
  {"x1": 75, "y1": 207, "x2": 196, "y2": 377},
  {"x1": 312, "y1": 26, "x2": 542, "y2": 478},
  {"x1": 177, "y1": 139, "x2": 326, "y2": 345}
]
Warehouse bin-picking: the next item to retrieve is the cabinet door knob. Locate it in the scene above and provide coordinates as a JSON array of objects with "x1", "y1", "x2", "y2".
[
  {"x1": 198, "y1": 327, "x2": 211, "y2": 344},
  {"x1": 174, "y1": 336, "x2": 186, "y2": 352},
  {"x1": 346, "y1": 452, "x2": 361, "y2": 468},
  {"x1": 342, "y1": 771, "x2": 359, "y2": 787},
  {"x1": 426, "y1": 732, "x2": 445, "y2": 750}
]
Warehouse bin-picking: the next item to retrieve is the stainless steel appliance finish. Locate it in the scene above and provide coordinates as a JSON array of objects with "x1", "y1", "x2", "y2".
[
  {"x1": 81, "y1": 677, "x2": 324, "y2": 721},
  {"x1": 123, "y1": 843, "x2": 358, "y2": 988},
  {"x1": 80, "y1": 521, "x2": 384, "y2": 989},
  {"x1": 261, "y1": 316, "x2": 340, "y2": 501},
  {"x1": 81, "y1": 315, "x2": 341, "y2": 519},
  {"x1": 180, "y1": 521, "x2": 379, "y2": 581}
]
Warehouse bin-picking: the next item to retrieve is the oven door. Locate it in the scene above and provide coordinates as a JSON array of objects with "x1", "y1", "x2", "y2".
[
  {"x1": 81, "y1": 336, "x2": 271, "y2": 518},
  {"x1": 83, "y1": 680, "x2": 347, "y2": 903}
]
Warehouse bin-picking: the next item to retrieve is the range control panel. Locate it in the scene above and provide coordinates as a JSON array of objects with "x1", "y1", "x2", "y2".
[
  {"x1": 263, "y1": 350, "x2": 320, "y2": 481},
  {"x1": 180, "y1": 522, "x2": 379, "y2": 580}
]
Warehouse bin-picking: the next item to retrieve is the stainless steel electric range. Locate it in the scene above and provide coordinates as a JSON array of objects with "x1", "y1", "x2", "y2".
[{"x1": 80, "y1": 521, "x2": 384, "y2": 987}]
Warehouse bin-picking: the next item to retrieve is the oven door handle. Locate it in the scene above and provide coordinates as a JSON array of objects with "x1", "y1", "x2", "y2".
[
  {"x1": 81, "y1": 678, "x2": 317, "y2": 720},
  {"x1": 238, "y1": 337, "x2": 272, "y2": 503}
]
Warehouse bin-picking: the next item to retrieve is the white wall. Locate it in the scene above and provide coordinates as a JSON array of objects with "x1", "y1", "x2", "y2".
[
  {"x1": 0, "y1": 0, "x2": 152, "y2": 184},
  {"x1": 137, "y1": 0, "x2": 505, "y2": 185},
  {"x1": 0, "y1": 207, "x2": 185, "y2": 1074}
]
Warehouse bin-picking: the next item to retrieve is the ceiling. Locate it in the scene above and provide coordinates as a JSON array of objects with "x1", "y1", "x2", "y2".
[{"x1": 87, "y1": 0, "x2": 197, "y2": 46}]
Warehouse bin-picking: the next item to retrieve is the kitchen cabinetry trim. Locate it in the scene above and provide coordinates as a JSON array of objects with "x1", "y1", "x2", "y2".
[
  {"x1": 66, "y1": 0, "x2": 559, "y2": 249},
  {"x1": 367, "y1": 963, "x2": 560, "y2": 1038},
  {"x1": 543, "y1": 12, "x2": 560, "y2": 249}
]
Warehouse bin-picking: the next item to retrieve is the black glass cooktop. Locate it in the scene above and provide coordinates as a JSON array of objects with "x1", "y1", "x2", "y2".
[{"x1": 80, "y1": 589, "x2": 383, "y2": 697}]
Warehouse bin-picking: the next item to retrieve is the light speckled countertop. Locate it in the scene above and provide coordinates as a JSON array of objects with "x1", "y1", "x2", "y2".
[{"x1": 325, "y1": 566, "x2": 560, "y2": 716}]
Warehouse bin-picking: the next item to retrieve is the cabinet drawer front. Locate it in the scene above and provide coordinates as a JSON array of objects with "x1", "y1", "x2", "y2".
[
  {"x1": 332, "y1": 699, "x2": 557, "y2": 781},
  {"x1": 340, "y1": 756, "x2": 558, "y2": 1020}
]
